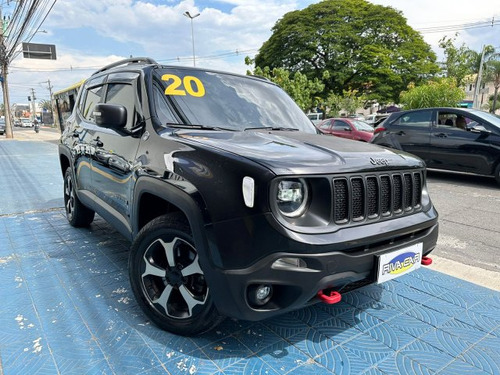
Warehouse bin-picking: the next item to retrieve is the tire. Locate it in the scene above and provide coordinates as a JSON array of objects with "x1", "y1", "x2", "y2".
[
  {"x1": 129, "y1": 213, "x2": 223, "y2": 336},
  {"x1": 63, "y1": 168, "x2": 95, "y2": 227},
  {"x1": 495, "y1": 164, "x2": 500, "y2": 186}
]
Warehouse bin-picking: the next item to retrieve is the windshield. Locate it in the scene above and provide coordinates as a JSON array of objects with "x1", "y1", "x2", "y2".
[
  {"x1": 352, "y1": 120, "x2": 374, "y2": 132},
  {"x1": 153, "y1": 68, "x2": 316, "y2": 133}
]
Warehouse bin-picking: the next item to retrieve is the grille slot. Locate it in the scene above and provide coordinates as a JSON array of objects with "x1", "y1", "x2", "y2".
[
  {"x1": 352, "y1": 178, "x2": 364, "y2": 221},
  {"x1": 332, "y1": 170, "x2": 423, "y2": 225},
  {"x1": 333, "y1": 179, "x2": 348, "y2": 223}
]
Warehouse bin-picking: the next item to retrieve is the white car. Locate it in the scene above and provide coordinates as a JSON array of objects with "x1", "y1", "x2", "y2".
[
  {"x1": 20, "y1": 118, "x2": 33, "y2": 127},
  {"x1": 306, "y1": 112, "x2": 324, "y2": 125}
]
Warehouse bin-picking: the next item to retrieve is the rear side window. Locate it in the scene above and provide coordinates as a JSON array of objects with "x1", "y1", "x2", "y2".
[{"x1": 393, "y1": 111, "x2": 432, "y2": 127}]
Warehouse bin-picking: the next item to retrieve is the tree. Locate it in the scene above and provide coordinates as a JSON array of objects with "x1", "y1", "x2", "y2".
[
  {"x1": 485, "y1": 60, "x2": 500, "y2": 113},
  {"x1": 246, "y1": 59, "x2": 325, "y2": 111},
  {"x1": 254, "y1": 0, "x2": 439, "y2": 103},
  {"x1": 399, "y1": 78, "x2": 464, "y2": 109},
  {"x1": 438, "y1": 35, "x2": 477, "y2": 86},
  {"x1": 38, "y1": 99, "x2": 52, "y2": 111}
]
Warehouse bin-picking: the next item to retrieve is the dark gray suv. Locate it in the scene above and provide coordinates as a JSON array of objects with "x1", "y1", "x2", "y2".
[{"x1": 59, "y1": 58, "x2": 439, "y2": 335}]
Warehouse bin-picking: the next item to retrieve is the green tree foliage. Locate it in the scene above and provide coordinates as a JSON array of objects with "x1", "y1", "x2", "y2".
[
  {"x1": 400, "y1": 78, "x2": 464, "y2": 109},
  {"x1": 38, "y1": 99, "x2": 52, "y2": 111},
  {"x1": 248, "y1": 63, "x2": 325, "y2": 111},
  {"x1": 439, "y1": 36, "x2": 495, "y2": 87},
  {"x1": 340, "y1": 89, "x2": 365, "y2": 115},
  {"x1": 485, "y1": 59, "x2": 500, "y2": 112},
  {"x1": 254, "y1": 0, "x2": 439, "y2": 104}
]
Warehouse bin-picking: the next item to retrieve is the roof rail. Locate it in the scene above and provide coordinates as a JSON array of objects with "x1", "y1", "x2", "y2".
[{"x1": 92, "y1": 57, "x2": 158, "y2": 76}]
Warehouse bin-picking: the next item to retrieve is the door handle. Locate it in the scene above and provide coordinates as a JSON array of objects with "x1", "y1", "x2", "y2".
[
  {"x1": 395, "y1": 131, "x2": 405, "y2": 136},
  {"x1": 434, "y1": 133, "x2": 448, "y2": 138}
]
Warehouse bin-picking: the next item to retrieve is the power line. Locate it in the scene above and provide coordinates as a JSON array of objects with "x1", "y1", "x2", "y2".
[
  {"x1": 417, "y1": 17, "x2": 499, "y2": 34},
  {"x1": 8, "y1": 48, "x2": 260, "y2": 73}
]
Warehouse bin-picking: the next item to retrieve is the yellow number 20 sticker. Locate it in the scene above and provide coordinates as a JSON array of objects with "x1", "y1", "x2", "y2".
[{"x1": 162, "y1": 74, "x2": 205, "y2": 97}]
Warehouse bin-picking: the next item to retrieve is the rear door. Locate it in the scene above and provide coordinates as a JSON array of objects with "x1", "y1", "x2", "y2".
[{"x1": 384, "y1": 110, "x2": 433, "y2": 161}]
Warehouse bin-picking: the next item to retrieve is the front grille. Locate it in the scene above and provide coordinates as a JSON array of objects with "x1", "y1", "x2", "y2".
[{"x1": 333, "y1": 171, "x2": 423, "y2": 225}]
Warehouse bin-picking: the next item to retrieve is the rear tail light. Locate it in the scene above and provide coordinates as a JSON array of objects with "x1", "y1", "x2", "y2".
[{"x1": 374, "y1": 127, "x2": 386, "y2": 134}]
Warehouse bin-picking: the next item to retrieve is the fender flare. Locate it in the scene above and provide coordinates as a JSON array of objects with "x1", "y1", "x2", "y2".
[{"x1": 131, "y1": 175, "x2": 215, "y2": 268}]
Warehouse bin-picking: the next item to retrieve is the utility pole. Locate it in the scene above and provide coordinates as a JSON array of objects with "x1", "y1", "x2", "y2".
[
  {"x1": 30, "y1": 88, "x2": 36, "y2": 122},
  {"x1": 46, "y1": 78, "x2": 53, "y2": 125},
  {"x1": 473, "y1": 45, "x2": 486, "y2": 109},
  {"x1": 0, "y1": 6, "x2": 13, "y2": 138},
  {"x1": 183, "y1": 11, "x2": 200, "y2": 67}
]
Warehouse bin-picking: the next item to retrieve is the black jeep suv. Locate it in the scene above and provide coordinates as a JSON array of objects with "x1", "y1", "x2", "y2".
[{"x1": 59, "y1": 58, "x2": 439, "y2": 335}]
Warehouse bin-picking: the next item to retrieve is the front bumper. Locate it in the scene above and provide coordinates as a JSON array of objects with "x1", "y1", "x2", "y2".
[{"x1": 204, "y1": 212, "x2": 438, "y2": 321}]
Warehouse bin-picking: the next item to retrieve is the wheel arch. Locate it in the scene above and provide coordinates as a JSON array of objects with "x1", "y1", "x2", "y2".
[
  {"x1": 132, "y1": 176, "x2": 212, "y2": 263},
  {"x1": 58, "y1": 145, "x2": 72, "y2": 177}
]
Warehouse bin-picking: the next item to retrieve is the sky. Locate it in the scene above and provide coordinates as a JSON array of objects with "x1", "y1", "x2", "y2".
[{"x1": 4, "y1": 0, "x2": 500, "y2": 106}]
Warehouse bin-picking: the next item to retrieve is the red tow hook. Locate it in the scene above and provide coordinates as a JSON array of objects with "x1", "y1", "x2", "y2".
[
  {"x1": 317, "y1": 290, "x2": 342, "y2": 304},
  {"x1": 421, "y1": 256, "x2": 433, "y2": 266}
]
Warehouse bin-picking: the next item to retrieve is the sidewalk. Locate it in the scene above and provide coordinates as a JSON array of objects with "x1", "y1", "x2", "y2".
[{"x1": 0, "y1": 139, "x2": 499, "y2": 374}]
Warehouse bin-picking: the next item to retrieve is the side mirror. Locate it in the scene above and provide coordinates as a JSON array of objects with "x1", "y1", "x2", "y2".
[
  {"x1": 344, "y1": 127, "x2": 351, "y2": 131},
  {"x1": 93, "y1": 103, "x2": 127, "y2": 130}
]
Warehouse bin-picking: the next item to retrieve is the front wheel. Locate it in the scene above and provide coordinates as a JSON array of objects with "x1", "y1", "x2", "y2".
[
  {"x1": 129, "y1": 214, "x2": 223, "y2": 336},
  {"x1": 63, "y1": 168, "x2": 95, "y2": 227}
]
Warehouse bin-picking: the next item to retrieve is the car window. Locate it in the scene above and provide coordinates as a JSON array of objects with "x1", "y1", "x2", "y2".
[
  {"x1": 105, "y1": 83, "x2": 137, "y2": 130},
  {"x1": 82, "y1": 85, "x2": 104, "y2": 123},
  {"x1": 318, "y1": 120, "x2": 332, "y2": 130},
  {"x1": 393, "y1": 111, "x2": 432, "y2": 127},
  {"x1": 437, "y1": 112, "x2": 470, "y2": 131},
  {"x1": 153, "y1": 85, "x2": 177, "y2": 125},
  {"x1": 154, "y1": 68, "x2": 316, "y2": 133},
  {"x1": 332, "y1": 120, "x2": 349, "y2": 131},
  {"x1": 352, "y1": 120, "x2": 373, "y2": 131}
]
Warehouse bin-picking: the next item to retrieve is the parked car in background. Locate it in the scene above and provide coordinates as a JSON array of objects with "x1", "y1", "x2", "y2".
[
  {"x1": 13, "y1": 118, "x2": 21, "y2": 127},
  {"x1": 366, "y1": 113, "x2": 390, "y2": 127},
  {"x1": 306, "y1": 112, "x2": 324, "y2": 125},
  {"x1": 371, "y1": 107, "x2": 500, "y2": 185},
  {"x1": 317, "y1": 118, "x2": 374, "y2": 142},
  {"x1": 20, "y1": 118, "x2": 33, "y2": 128},
  {"x1": 0, "y1": 119, "x2": 5, "y2": 135}
]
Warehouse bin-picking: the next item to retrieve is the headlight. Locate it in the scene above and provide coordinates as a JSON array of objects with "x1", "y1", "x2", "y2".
[{"x1": 276, "y1": 178, "x2": 309, "y2": 217}]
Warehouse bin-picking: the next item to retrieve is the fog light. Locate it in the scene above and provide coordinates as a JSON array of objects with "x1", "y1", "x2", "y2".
[
  {"x1": 256, "y1": 285, "x2": 271, "y2": 301},
  {"x1": 248, "y1": 284, "x2": 273, "y2": 307}
]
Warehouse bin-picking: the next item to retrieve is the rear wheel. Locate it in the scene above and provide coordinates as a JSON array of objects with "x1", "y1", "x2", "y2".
[
  {"x1": 63, "y1": 168, "x2": 95, "y2": 227},
  {"x1": 129, "y1": 213, "x2": 223, "y2": 336}
]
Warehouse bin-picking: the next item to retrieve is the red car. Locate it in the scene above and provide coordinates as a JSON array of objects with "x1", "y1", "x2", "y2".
[{"x1": 317, "y1": 118, "x2": 374, "y2": 142}]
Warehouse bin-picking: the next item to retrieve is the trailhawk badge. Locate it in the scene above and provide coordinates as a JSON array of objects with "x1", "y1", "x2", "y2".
[{"x1": 376, "y1": 243, "x2": 423, "y2": 284}]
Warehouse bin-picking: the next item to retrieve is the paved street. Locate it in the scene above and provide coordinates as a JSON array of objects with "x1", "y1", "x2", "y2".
[{"x1": 0, "y1": 131, "x2": 499, "y2": 374}]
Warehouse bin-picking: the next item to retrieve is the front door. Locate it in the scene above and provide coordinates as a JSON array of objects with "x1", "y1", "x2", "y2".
[{"x1": 89, "y1": 72, "x2": 143, "y2": 232}]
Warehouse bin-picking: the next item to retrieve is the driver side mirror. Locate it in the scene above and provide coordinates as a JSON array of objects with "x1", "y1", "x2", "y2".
[
  {"x1": 344, "y1": 127, "x2": 351, "y2": 131},
  {"x1": 93, "y1": 103, "x2": 127, "y2": 130}
]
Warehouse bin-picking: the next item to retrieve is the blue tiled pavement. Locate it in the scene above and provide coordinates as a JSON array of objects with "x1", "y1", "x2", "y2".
[{"x1": 1, "y1": 141, "x2": 499, "y2": 374}]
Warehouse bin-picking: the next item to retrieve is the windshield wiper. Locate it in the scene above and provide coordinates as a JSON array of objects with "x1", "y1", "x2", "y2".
[
  {"x1": 244, "y1": 126, "x2": 299, "y2": 131},
  {"x1": 166, "y1": 123, "x2": 236, "y2": 131}
]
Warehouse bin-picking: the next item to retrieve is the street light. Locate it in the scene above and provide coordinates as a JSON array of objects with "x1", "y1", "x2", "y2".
[{"x1": 183, "y1": 11, "x2": 200, "y2": 67}]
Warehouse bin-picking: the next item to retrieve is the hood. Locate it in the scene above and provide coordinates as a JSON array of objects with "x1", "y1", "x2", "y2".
[{"x1": 168, "y1": 130, "x2": 424, "y2": 175}]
